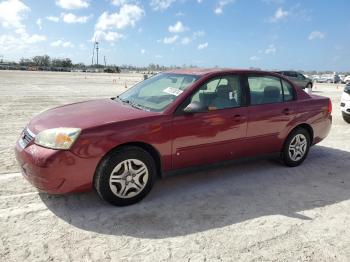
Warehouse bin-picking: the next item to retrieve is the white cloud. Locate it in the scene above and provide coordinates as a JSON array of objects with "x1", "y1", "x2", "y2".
[
  {"x1": 163, "y1": 35, "x2": 178, "y2": 44},
  {"x1": 198, "y1": 42, "x2": 208, "y2": 50},
  {"x1": 150, "y1": 0, "x2": 175, "y2": 11},
  {"x1": 92, "y1": 30, "x2": 124, "y2": 42},
  {"x1": 250, "y1": 56, "x2": 261, "y2": 61},
  {"x1": 111, "y1": 0, "x2": 133, "y2": 6},
  {"x1": 0, "y1": 32, "x2": 46, "y2": 52},
  {"x1": 25, "y1": 34, "x2": 47, "y2": 44},
  {"x1": 61, "y1": 13, "x2": 90, "y2": 23},
  {"x1": 0, "y1": 0, "x2": 30, "y2": 29},
  {"x1": 155, "y1": 54, "x2": 163, "y2": 58},
  {"x1": 308, "y1": 30, "x2": 325, "y2": 40},
  {"x1": 51, "y1": 40, "x2": 74, "y2": 48},
  {"x1": 140, "y1": 49, "x2": 146, "y2": 54},
  {"x1": 175, "y1": 12, "x2": 184, "y2": 16},
  {"x1": 265, "y1": 44, "x2": 276, "y2": 54},
  {"x1": 181, "y1": 37, "x2": 191, "y2": 45},
  {"x1": 51, "y1": 40, "x2": 61, "y2": 46},
  {"x1": 14, "y1": 28, "x2": 47, "y2": 44},
  {"x1": 46, "y1": 16, "x2": 60, "y2": 22},
  {"x1": 36, "y1": 18, "x2": 42, "y2": 30},
  {"x1": 168, "y1": 21, "x2": 188, "y2": 33},
  {"x1": 270, "y1": 7, "x2": 288, "y2": 22},
  {"x1": 55, "y1": 0, "x2": 89, "y2": 10},
  {"x1": 214, "y1": 0, "x2": 234, "y2": 15},
  {"x1": 0, "y1": 2, "x2": 47, "y2": 54},
  {"x1": 193, "y1": 30, "x2": 205, "y2": 38},
  {"x1": 79, "y1": 43, "x2": 87, "y2": 50},
  {"x1": 214, "y1": 7, "x2": 223, "y2": 15},
  {"x1": 95, "y1": 4, "x2": 144, "y2": 31},
  {"x1": 197, "y1": 0, "x2": 203, "y2": 3}
]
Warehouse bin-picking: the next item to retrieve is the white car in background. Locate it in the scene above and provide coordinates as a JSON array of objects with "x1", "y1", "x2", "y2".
[
  {"x1": 341, "y1": 83, "x2": 350, "y2": 123},
  {"x1": 343, "y1": 75, "x2": 350, "y2": 84}
]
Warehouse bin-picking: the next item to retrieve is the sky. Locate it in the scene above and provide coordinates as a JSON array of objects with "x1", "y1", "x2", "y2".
[{"x1": 0, "y1": 0, "x2": 349, "y2": 71}]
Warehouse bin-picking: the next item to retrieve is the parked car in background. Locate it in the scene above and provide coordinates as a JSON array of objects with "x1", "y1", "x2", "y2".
[
  {"x1": 275, "y1": 71, "x2": 313, "y2": 89},
  {"x1": 341, "y1": 83, "x2": 350, "y2": 123},
  {"x1": 344, "y1": 75, "x2": 350, "y2": 84},
  {"x1": 328, "y1": 74, "x2": 341, "y2": 84},
  {"x1": 313, "y1": 76, "x2": 328, "y2": 83},
  {"x1": 313, "y1": 74, "x2": 342, "y2": 84},
  {"x1": 15, "y1": 69, "x2": 332, "y2": 206}
]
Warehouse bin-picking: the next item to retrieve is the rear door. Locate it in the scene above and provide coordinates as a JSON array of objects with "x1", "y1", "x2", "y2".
[
  {"x1": 171, "y1": 74, "x2": 248, "y2": 169},
  {"x1": 243, "y1": 74, "x2": 296, "y2": 156}
]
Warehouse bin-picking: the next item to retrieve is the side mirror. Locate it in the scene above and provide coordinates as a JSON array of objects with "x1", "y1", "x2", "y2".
[{"x1": 183, "y1": 101, "x2": 207, "y2": 114}]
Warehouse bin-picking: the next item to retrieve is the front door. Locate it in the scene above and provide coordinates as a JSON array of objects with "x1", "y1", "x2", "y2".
[{"x1": 171, "y1": 75, "x2": 248, "y2": 169}]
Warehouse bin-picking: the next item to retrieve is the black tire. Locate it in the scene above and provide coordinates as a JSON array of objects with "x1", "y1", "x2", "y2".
[
  {"x1": 343, "y1": 112, "x2": 350, "y2": 124},
  {"x1": 306, "y1": 83, "x2": 312, "y2": 89},
  {"x1": 281, "y1": 128, "x2": 311, "y2": 167},
  {"x1": 94, "y1": 146, "x2": 157, "y2": 206}
]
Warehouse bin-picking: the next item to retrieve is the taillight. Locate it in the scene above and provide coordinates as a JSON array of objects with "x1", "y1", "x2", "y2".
[{"x1": 328, "y1": 99, "x2": 332, "y2": 114}]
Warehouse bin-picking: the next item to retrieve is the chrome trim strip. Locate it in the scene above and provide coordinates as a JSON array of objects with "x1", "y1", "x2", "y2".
[{"x1": 26, "y1": 128, "x2": 36, "y2": 138}]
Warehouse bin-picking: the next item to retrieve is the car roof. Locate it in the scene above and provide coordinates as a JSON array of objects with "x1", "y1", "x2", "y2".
[{"x1": 164, "y1": 68, "x2": 277, "y2": 76}]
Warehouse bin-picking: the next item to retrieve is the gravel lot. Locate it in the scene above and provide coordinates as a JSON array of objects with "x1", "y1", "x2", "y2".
[{"x1": 1, "y1": 70, "x2": 350, "y2": 262}]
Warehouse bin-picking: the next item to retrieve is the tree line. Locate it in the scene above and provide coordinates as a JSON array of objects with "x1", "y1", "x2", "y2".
[{"x1": 19, "y1": 55, "x2": 74, "y2": 68}]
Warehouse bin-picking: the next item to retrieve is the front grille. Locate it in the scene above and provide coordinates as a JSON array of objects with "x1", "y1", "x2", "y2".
[{"x1": 20, "y1": 128, "x2": 35, "y2": 148}]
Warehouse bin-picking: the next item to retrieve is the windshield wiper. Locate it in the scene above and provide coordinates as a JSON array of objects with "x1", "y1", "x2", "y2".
[{"x1": 116, "y1": 97, "x2": 147, "y2": 111}]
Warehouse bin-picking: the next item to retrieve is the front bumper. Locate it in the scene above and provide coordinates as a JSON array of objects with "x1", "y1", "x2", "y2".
[{"x1": 15, "y1": 140, "x2": 96, "y2": 194}]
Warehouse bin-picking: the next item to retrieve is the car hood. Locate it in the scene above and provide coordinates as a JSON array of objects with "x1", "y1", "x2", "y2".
[{"x1": 28, "y1": 98, "x2": 159, "y2": 134}]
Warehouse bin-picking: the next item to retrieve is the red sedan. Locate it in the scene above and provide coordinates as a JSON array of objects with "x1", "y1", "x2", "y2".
[{"x1": 15, "y1": 69, "x2": 332, "y2": 206}]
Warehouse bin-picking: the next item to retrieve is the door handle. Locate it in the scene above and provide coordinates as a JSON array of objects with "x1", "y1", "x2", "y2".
[
  {"x1": 282, "y1": 108, "x2": 290, "y2": 115},
  {"x1": 233, "y1": 114, "x2": 242, "y2": 122}
]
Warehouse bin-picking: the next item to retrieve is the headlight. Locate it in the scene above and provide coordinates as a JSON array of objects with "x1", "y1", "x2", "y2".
[{"x1": 35, "y1": 128, "x2": 81, "y2": 150}]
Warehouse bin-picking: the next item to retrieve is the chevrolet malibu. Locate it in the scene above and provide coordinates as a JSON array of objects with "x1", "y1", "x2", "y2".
[{"x1": 15, "y1": 69, "x2": 332, "y2": 206}]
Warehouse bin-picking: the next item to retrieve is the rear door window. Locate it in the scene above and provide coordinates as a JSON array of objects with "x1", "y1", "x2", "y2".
[
  {"x1": 248, "y1": 76, "x2": 283, "y2": 105},
  {"x1": 282, "y1": 80, "x2": 294, "y2": 101}
]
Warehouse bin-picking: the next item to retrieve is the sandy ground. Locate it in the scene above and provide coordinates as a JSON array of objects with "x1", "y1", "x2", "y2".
[{"x1": 0, "y1": 70, "x2": 350, "y2": 261}]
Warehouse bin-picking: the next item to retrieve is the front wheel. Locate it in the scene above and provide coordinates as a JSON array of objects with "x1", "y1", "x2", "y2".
[
  {"x1": 94, "y1": 146, "x2": 157, "y2": 206},
  {"x1": 343, "y1": 112, "x2": 350, "y2": 124},
  {"x1": 281, "y1": 128, "x2": 311, "y2": 167},
  {"x1": 306, "y1": 83, "x2": 312, "y2": 89}
]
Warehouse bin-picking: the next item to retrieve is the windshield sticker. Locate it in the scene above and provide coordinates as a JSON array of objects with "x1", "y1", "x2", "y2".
[{"x1": 163, "y1": 87, "x2": 183, "y2": 96}]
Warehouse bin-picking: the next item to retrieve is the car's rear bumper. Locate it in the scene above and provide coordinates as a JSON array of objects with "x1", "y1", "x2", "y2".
[{"x1": 15, "y1": 141, "x2": 97, "y2": 194}]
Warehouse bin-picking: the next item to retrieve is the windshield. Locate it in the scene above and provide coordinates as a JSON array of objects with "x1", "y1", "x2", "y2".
[{"x1": 117, "y1": 73, "x2": 200, "y2": 112}]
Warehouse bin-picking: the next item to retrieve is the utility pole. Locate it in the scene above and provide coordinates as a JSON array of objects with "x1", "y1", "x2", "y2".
[
  {"x1": 95, "y1": 41, "x2": 99, "y2": 66},
  {"x1": 91, "y1": 41, "x2": 95, "y2": 66},
  {"x1": 104, "y1": 56, "x2": 106, "y2": 67}
]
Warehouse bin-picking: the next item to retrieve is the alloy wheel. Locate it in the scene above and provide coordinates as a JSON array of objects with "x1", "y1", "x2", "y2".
[{"x1": 288, "y1": 134, "x2": 308, "y2": 162}]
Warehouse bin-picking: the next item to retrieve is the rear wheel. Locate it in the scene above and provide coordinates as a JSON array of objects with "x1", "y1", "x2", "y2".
[
  {"x1": 281, "y1": 128, "x2": 311, "y2": 167},
  {"x1": 94, "y1": 146, "x2": 157, "y2": 206},
  {"x1": 343, "y1": 112, "x2": 350, "y2": 124},
  {"x1": 306, "y1": 83, "x2": 312, "y2": 89}
]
